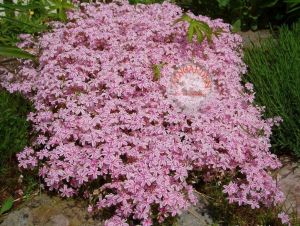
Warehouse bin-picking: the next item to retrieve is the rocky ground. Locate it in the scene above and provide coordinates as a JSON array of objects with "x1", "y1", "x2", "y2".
[
  {"x1": 277, "y1": 157, "x2": 300, "y2": 218},
  {"x1": 0, "y1": 193, "x2": 212, "y2": 226},
  {"x1": 1, "y1": 158, "x2": 299, "y2": 226},
  {"x1": 0, "y1": 194, "x2": 103, "y2": 226}
]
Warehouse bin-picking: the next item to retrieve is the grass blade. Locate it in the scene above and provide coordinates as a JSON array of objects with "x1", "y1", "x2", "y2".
[{"x1": 0, "y1": 46, "x2": 35, "y2": 60}]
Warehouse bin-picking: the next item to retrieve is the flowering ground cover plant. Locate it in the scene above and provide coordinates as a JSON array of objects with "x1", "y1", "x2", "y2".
[{"x1": 0, "y1": 1, "x2": 288, "y2": 225}]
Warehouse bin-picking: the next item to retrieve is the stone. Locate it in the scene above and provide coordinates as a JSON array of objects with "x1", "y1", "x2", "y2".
[
  {"x1": 45, "y1": 214, "x2": 69, "y2": 226},
  {"x1": 178, "y1": 195, "x2": 213, "y2": 226},
  {"x1": 178, "y1": 207, "x2": 212, "y2": 226},
  {"x1": 277, "y1": 157, "x2": 300, "y2": 220},
  {"x1": 238, "y1": 30, "x2": 272, "y2": 48},
  {"x1": 0, "y1": 194, "x2": 104, "y2": 226},
  {"x1": 0, "y1": 207, "x2": 32, "y2": 226}
]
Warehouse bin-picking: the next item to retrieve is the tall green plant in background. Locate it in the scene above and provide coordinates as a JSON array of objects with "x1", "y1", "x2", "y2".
[
  {"x1": 285, "y1": 0, "x2": 300, "y2": 21},
  {"x1": 0, "y1": 0, "x2": 74, "y2": 59},
  {"x1": 216, "y1": 0, "x2": 282, "y2": 31},
  {"x1": 175, "y1": 0, "x2": 291, "y2": 31},
  {"x1": 244, "y1": 22, "x2": 300, "y2": 157},
  {"x1": 128, "y1": 0, "x2": 297, "y2": 31}
]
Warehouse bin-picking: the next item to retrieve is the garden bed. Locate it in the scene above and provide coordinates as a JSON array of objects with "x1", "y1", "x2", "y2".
[{"x1": 0, "y1": 1, "x2": 299, "y2": 226}]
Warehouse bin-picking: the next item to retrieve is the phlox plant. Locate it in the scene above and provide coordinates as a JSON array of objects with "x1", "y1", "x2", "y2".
[{"x1": 0, "y1": 1, "x2": 288, "y2": 225}]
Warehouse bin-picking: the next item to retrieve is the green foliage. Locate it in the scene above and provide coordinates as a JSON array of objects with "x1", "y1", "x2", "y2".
[
  {"x1": 152, "y1": 63, "x2": 167, "y2": 81},
  {"x1": 0, "y1": 90, "x2": 32, "y2": 171},
  {"x1": 244, "y1": 22, "x2": 300, "y2": 157},
  {"x1": 22, "y1": 174, "x2": 39, "y2": 200},
  {"x1": 0, "y1": 46, "x2": 35, "y2": 60},
  {"x1": 285, "y1": 0, "x2": 300, "y2": 20},
  {"x1": 46, "y1": 0, "x2": 74, "y2": 22},
  {"x1": 0, "y1": 0, "x2": 47, "y2": 45},
  {"x1": 216, "y1": 0, "x2": 280, "y2": 31},
  {"x1": 174, "y1": 14, "x2": 222, "y2": 44},
  {"x1": 0, "y1": 0, "x2": 74, "y2": 59},
  {"x1": 0, "y1": 197, "x2": 14, "y2": 215},
  {"x1": 152, "y1": 64, "x2": 162, "y2": 81},
  {"x1": 175, "y1": 0, "x2": 289, "y2": 31}
]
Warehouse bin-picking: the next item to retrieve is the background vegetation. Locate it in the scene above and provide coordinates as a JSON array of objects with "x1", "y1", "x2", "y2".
[
  {"x1": 0, "y1": 90, "x2": 32, "y2": 173},
  {"x1": 130, "y1": 0, "x2": 300, "y2": 31},
  {"x1": 0, "y1": 0, "x2": 74, "y2": 59},
  {"x1": 244, "y1": 22, "x2": 300, "y2": 157}
]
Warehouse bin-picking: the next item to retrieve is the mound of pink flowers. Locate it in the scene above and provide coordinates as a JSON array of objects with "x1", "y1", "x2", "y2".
[{"x1": 1, "y1": 1, "x2": 285, "y2": 225}]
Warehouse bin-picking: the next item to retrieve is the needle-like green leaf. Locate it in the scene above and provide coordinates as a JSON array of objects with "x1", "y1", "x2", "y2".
[
  {"x1": 187, "y1": 24, "x2": 195, "y2": 42},
  {"x1": 0, "y1": 46, "x2": 35, "y2": 60}
]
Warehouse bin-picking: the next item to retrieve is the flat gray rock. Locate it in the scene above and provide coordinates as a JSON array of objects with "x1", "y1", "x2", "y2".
[
  {"x1": 0, "y1": 193, "x2": 213, "y2": 226},
  {"x1": 238, "y1": 30, "x2": 271, "y2": 48},
  {"x1": 0, "y1": 194, "x2": 103, "y2": 226},
  {"x1": 0, "y1": 207, "x2": 31, "y2": 226},
  {"x1": 178, "y1": 205, "x2": 213, "y2": 226},
  {"x1": 277, "y1": 157, "x2": 300, "y2": 220}
]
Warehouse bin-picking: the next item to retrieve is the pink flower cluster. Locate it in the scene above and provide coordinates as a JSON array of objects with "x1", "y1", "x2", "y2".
[{"x1": 1, "y1": 1, "x2": 285, "y2": 225}]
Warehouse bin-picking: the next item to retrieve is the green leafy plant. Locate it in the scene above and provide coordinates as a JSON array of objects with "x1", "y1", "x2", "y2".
[
  {"x1": 216, "y1": 0, "x2": 281, "y2": 31},
  {"x1": 174, "y1": 14, "x2": 221, "y2": 44},
  {"x1": 0, "y1": 90, "x2": 32, "y2": 171},
  {"x1": 0, "y1": 0, "x2": 49, "y2": 44},
  {"x1": 175, "y1": 0, "x2": 287, "y2": 31},
  {"x1": 244, "y1": 22, "x2": 300, "y2": 157},
  {"x1": 0, "y1": 197, "x2": 14, "y2": 215},
  {"x1": 0, "y1": 0, "x2": 74, "y2": 59},
  {"x1": 285, "y1": 0, "x2": 300, "y2": 20},
  {"x1": 286, "y1": 0, "x2": 300, "y2": 12},
  {"x1": 46, "y1": 0, "x2": 74, "y2": 22},
  {"x1": 0, "y1": 46, "x2": 35, "y2": 60}
]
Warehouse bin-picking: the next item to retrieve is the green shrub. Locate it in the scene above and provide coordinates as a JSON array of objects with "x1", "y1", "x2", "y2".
[
  {"x1": 244, "y1": 22, "x2": 300, "y2": 157},
  {"x1": 175, "y1": 0, "x2": 288, "y2": 31},
  {"x1": 0, "y1": 0, "x2": 75, "y2": 45},
  {"x1": 0, "y1": 90, "x2": 32, "y2": 172},
  {"x1": 0, "y1": 0, "x2": 74, "y2": 59}
]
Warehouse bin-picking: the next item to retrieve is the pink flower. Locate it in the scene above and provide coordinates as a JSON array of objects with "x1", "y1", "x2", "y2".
[
  {"x1": 87, "y1": 205, "x2": 93, "y2": 213},
  {"x1": 278, "y1": 212, "x2": 290, "y2": 225},
  {"x1": 2, "y1": 1, "x2": 285, "y2": 225},
  {"x1": 59, "y1": 185, "x2": 74, "y2": 197}
]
